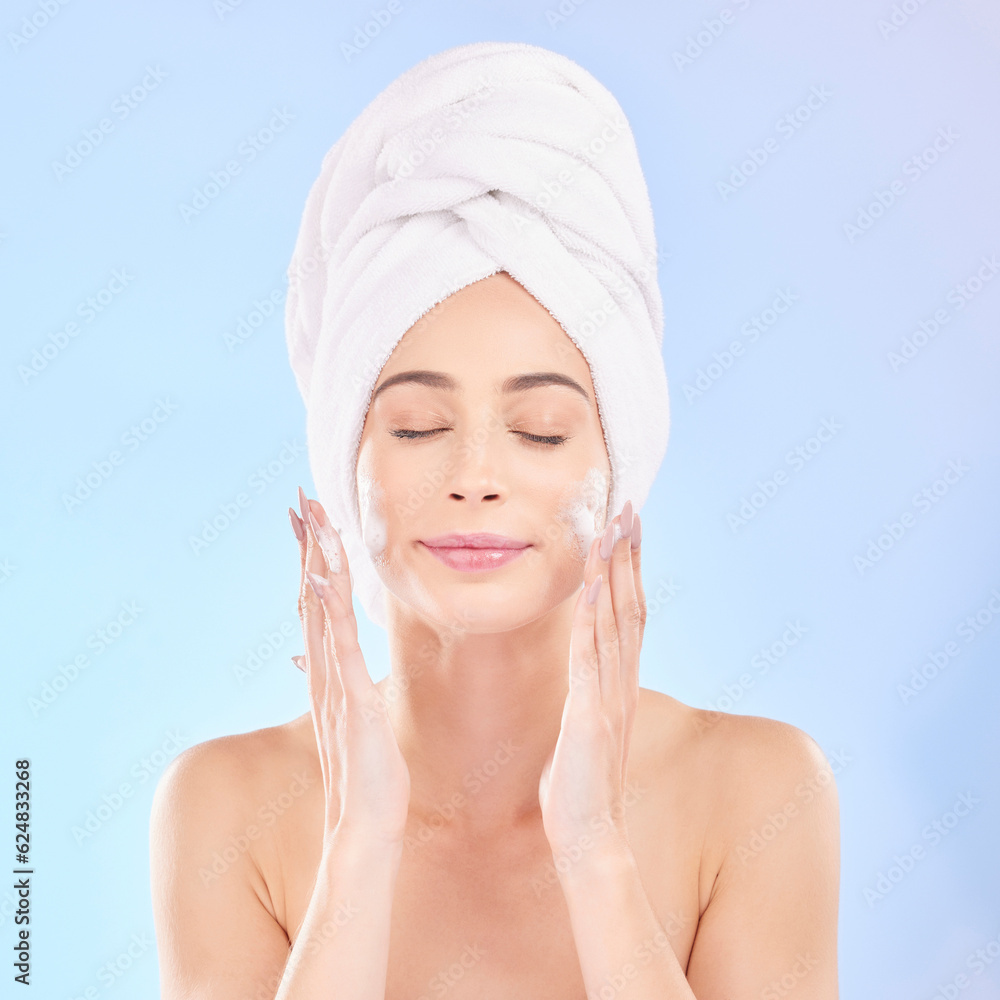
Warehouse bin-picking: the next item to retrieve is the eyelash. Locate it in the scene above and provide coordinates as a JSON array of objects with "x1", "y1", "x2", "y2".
[{"x1": 391, "y1": 429, "x2": 568, "y2": 447}]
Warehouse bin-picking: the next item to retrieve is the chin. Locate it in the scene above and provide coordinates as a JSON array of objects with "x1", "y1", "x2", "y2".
[{"x1": 398, "y1": 568, "x2": 580, "y2": 633}]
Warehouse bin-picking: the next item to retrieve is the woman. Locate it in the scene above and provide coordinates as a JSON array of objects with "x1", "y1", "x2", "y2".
[{"x1": 150, "y1": 42, "x2": 839, "y2": 999}]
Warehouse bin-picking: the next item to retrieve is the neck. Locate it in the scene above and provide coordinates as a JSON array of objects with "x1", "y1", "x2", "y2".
[{"x1": 381, "y1": 592, "x2": 577, "y2": 839}]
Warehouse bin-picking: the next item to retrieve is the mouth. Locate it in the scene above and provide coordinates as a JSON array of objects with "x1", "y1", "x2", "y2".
[{"x1": 419, "y1": 533, "x2": 531, "y2": 573}]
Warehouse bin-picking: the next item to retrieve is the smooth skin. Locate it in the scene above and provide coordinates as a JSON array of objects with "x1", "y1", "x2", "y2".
[{"x1": 150, "y1": 272, "x2": 839, "y2": 999}]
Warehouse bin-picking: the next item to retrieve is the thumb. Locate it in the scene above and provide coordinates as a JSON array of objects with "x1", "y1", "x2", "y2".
[{"x1": 538, "y1": 749, "x2": 554, "y2": 807}]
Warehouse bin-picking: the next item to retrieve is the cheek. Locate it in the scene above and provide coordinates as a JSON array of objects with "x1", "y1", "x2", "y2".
[{"x1": 556, "y1": 466, "x2": 609, "y2": 560}]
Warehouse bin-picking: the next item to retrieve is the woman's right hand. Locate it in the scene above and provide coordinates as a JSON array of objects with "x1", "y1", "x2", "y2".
[{"x1": 290, "y1": 488, "x2": 411, "y2": 848}]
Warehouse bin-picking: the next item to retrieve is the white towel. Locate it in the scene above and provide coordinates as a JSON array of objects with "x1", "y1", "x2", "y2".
[{"x1": 285, "y1": 40, "x2": 670, "y2": 630}]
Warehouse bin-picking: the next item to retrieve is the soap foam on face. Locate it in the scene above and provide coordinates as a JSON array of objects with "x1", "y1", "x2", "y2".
[
  {"x1": 358, "y1": 473, "x2": 388, "y2": 561},
  {"x1": 557, "y1": 466, "x2": 609, "y2": 559}
]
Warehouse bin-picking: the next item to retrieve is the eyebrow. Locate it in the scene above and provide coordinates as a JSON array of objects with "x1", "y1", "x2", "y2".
[{"x1": 371, "y1": 369, "x2": 592, "y2": 404}]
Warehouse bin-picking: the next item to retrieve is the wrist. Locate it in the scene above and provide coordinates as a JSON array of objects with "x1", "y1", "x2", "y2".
[
  {"x1": 548, "y1": 825, "x2": 635, "y2": 884},
  {"x1": 323, "y1": 821, "x2": 405, "y2": 865}
]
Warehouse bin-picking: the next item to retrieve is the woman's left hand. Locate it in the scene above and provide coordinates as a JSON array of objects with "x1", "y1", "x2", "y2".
[{"x1": 538, "y1": 500, "x2": 646, "y2": 861}]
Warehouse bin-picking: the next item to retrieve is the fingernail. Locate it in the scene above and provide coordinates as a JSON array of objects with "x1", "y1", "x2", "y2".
[
  {"x1": 291, "y1": 655, "x2": 306, "y2": 672},
  {"x1": 288, "y1": 507, "x2": 304, "y2": 543},
  {"x1": 620, "y1": 499, "x2": 634, "y2": 539},
  {"x1": 630, "y1": 512, "x2": 642, "y2": 551},
  {"x1": 586, "y1": 575, "x2": 603, "y2": 606},
  {"x1": 600, "y1": 521, "x2": 615, "y2": 561},
  {"x1": 298, "y1": 486, "x2": 310, "y2": 522},
  {"x1": 306, "y1": 570, "x2": 328, "y2": 599}
]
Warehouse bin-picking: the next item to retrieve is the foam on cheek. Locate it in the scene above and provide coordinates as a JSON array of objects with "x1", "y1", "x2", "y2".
[
  {"x1": 558, "y1": 467, "x2": 609, "y2": 559},
  {"x1": 358, "y1": 474, "x2": 388, "y2": 561}
]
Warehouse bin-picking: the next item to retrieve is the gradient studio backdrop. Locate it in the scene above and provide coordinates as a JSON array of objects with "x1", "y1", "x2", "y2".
[{"x1": 3, "y1": 0, "x2": 999, "y2": 996}]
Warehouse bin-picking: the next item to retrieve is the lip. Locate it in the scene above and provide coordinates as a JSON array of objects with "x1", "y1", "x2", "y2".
[
  {"x1": 419, "y1": 533, "x2": 531, "y2": 574},
  {"x1": 421, "y1": 533, "x2": 530, "y2": 550}
]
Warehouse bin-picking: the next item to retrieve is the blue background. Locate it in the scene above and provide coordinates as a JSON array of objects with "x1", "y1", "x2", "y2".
[{"x1": 3, "y1": 0, "x2": 998, "y2": 996}]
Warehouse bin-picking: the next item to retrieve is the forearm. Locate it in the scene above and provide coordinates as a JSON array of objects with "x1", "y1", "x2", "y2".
[
  {"x1": 274, "y1": 827, "x2": 401, "y2": 1000},
  {"x1": 558, "y1": 837, "x2": 697, "y2": 1000}
]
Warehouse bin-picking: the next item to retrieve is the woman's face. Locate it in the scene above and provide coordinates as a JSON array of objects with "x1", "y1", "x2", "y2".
[{"x1": 355, "y1": 271, "x2": 612, "y2": 632}]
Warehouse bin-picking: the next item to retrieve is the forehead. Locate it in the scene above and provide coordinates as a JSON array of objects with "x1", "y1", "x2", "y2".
[{"x1": 375, "y1": 272, "x2": 595, "y2": 397}]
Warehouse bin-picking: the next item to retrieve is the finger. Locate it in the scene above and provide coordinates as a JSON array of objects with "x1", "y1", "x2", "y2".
[
  {"x1": 595, "y1": 518, "x2": 623, "y2": 706},
  {"x1": 568, "y1": 535, "x2": 602, "y2": 712},
  {"x1": 289, "y1": 508, "x2": 307, "y2": 677},
  {"x1": 295, "y1": 489, "x2": 343, "y2": 714},
  {"x1": 289, "y1": 506, "x2": 305, "y2": 548},
  {"x1": 308, "y1": 628, "x2": 340, "y2": 801},
  {"x1": 623, "y1": 509, "x2": 646, "y2": 785},
  {"x1": 305, "y1": 505, "x2": 362, "y2": 698},
  {"x1": 305, "y1": 501, "x2": 353, "y2": 614},
  {"x1": 630, "y1": 512, "x2": 646, "y2": 644},
  {"x1": 305, "y1": 570, "x2": 373, "y2": 704},
  {"x1": 609, "y1": 502, "x2": 640, "y2": 704}
]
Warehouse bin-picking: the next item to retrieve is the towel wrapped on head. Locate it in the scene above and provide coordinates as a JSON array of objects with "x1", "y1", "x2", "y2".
[{"x1": 285, "y1": 40, "x2": 670, "y2": 630}]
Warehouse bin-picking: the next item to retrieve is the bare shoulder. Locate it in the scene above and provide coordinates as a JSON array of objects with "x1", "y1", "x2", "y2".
[
  {"x1": 633, "y1": 689, "x2": 839, "y2": 854},
  {"x1": 151, "y1": 713, "x2": 317, "y2": 840},
  {"x1": 636, "y1": 687, "x2": 834, "y2": 786}
]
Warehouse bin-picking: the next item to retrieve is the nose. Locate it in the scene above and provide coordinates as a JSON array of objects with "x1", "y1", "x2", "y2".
[{"x1": 446, "y1": 419, "x2": 508, "y2": 505}]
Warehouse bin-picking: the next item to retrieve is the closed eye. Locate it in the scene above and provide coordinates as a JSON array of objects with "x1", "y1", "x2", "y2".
[{"x1": 390, "y1": 429, "x2": 568, "y2": 447}]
